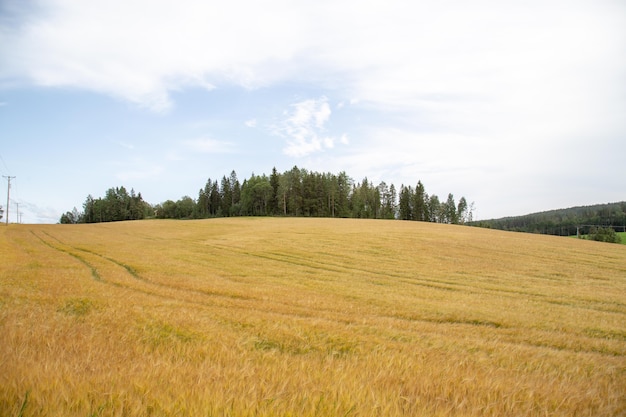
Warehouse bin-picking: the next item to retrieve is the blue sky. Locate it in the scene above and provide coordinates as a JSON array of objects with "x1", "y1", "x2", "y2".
[{"x1": 1, "y1": 0, "x2": 625, "y2": 223}]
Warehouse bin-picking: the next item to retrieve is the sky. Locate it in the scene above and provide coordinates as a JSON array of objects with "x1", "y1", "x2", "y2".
[{"x1": 1, "y1": 0, "x2": 624, "y2": 223}]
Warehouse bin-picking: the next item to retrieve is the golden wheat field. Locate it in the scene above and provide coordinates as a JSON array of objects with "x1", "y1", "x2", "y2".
[{"x1": 1, "y1": 217, "x2": 625, "y2": 416}]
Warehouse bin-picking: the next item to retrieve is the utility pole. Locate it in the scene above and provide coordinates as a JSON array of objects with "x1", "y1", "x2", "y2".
[
  {"x1": 3, "y1": 175, "x2": 15, "y2": 226},
  {"x1": 15, "y1": 202, "x2": 19, "y2": 224}
]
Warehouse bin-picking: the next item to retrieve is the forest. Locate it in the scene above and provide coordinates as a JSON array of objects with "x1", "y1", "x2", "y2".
[
  {"x1": 60, "y1": 166, "x2": 472, "y2": 225},
  {"x1": 471, "y1": 202, "x2": 626, "y2": 238},
  {"x1": 60, "y1": 186, "x2": 151, "y2": 224}
]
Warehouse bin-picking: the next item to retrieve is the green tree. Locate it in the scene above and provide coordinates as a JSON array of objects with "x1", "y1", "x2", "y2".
[
  {"x1": 388, "y1": 184, "x2": 397, "y2": 219},
  {"x1": 427, "y1": 194, "x2": 441, "y2": 222},
  {"x1": 378, "y1": 181, "x2": 396, "y2": 219},
  {"x1": 302, "y1": 169, "x2": 320, "y2": 216},
  {"x1": 220, "y1": 175, "x2": 232, "y2": 216},
  {"x1": 589, "y1": 227, "x2": 621, "y2": 243},
  {"x1": 60, "y1": 207, "x2": 82, "y2": 224},
  {"x1": 324, "y1": 173, "x2": 338, "y2": 217},
  {"x1": 230, "y1": 170, "x2": 241, "y2": 216},
  {"x1": 79, "y1": 187, "x2": 145, "y2": 223},
  {"x1": 398, "y1": 185, "x2": 412, "y2": 220},
  {"x1": 176, "y1": 196, "x2": 195, "y2": 219},
  {"x1": 196, "y1": 180, "x2": 210, "y2": 218},
  {"x1": 457, "y1": 197, "x2": 469, "y2": 224},
  {"x1": 269, "y1": 167, "x2": 280, "y2": 215},
  {"x1": 83, "y1": 195, "x2": 95, "y2": 223},
  {"x1": 350, "y1": 180, "x2": 365, "y2": 218},
  {"x1": 155, "y1": 200, "x2": 175, "y2": 219},
  {"x1": 196, "y1": 188, "x2": 208, "y2": 218},
  {"x1": 209, "y1": 180, "x2": 221, "y2": 216},
  {"x1": 350, "y1": 177, "x2": 379, "y2": 219},
  {"x1": 335, "y1": 171, "x2": 352, "y2": 218},
  {"x1": 241, "y1": 174, "x2": 273, "y2": 215},
  {"x1": 129, "y1": 188, "x2": 146, "y2": 220},
  {"x1": 278, "y1": 166, "x2": 304, "y2": 216},
  {"x1": 413, "y1": 181, "x2": 427, "y2": 221},
  {"x1": 443, "y1": 193, "x2": 458, "y2": 224},
  {"x1": 145, "y1": 167, "x2": 471, "y2": 224}
]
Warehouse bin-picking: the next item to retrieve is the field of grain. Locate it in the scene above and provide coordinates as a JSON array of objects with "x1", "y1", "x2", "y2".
[{"x1": 1, "y1": 218, "x2": 625, "y2": 416}]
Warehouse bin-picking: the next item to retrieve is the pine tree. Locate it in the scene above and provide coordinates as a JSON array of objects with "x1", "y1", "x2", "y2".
[
  {"x1": 398, "y1": 185, "x2": 413, "y2": 220},
  {"x1": 230, "y1": 170, "x2": 241, "y2": 216},
  {"x1": 220, "y1": 176, "x2": 232, "y2": 216},
  {"x1": 269, "y1": 167, "x2": 280, "y2": 215},
  {"x1": 413, "y1": 181, "x2": 427, "y2": 221}
]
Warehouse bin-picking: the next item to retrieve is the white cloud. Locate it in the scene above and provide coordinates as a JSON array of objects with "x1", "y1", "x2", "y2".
[
  {"x1": 2, "y1": 0, "x2": 624, "y2": 125},
  {"x1": 274, "y1": 97, "x2": 347, "y2": 157},
  {"x1": 0, "y1": 0, "x2": 307, "y2": 111},
  {"x1": 1, "y1": 0, "x2": 624, "y2": 220},
  {"x1": 18, "y1": 201, "x2": 61, "y2": 224}
]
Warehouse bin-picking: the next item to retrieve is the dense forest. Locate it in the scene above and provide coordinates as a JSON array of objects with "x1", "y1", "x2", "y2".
[
  {"x1": 60, "y1": 166, "x2": 472, "y2": 225},
  {"x1": 471, "y1": 202, "x2": 626, "y2": 237}
]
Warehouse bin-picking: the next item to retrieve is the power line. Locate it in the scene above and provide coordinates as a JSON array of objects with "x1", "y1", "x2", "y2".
[
  {"x1": 3, "y1": 175, "x2": 15, "y2": 225},
  {"x1": 0, "y1": 153, "x2": 9, "y2": 175}
]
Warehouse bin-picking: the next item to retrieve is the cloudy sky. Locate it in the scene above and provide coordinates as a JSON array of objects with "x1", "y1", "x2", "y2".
[{"x1": 1, "y1": 0, "x2": 624, "y2": 223}]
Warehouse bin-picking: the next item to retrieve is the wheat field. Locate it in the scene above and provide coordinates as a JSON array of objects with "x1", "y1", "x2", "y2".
[{"x1": 1, "y1": 218, "x2": 625, "y2": 416}]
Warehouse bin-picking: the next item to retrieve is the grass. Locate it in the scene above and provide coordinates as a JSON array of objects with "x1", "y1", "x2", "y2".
[
  {"x1": 58, "y1": 297, "x2": 97, "y2": 317},
  {"x1": 1, "y1": 217, "x2": 625, "y2": 416},
  {"x1": 573, "y1": 231, "x2": 626, "y2": 245}
]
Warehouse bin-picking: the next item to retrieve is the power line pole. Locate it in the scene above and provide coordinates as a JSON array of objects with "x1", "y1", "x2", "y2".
[
  {"x1": 3, "y1": 175, "x2": 15, "y2": 226},
  {"x1": 15, "y1": 202, "x2": 19, "y2": 224}
]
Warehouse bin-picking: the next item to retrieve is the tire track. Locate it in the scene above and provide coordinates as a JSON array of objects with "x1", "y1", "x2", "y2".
[
  {"x1": 31, "y1": 230, "x2": 198, "y2": 306},
  {"x1": 33, "y1": 229, "x2": 622, "y2": 357},
  {"x1": 30, "y1": 230, "x2": 344, "y2": 324},
  {"x1": 206, "y1": 244, "x2": 626, "y2": 315},
  {"x1": 31, "y1": 231, "x2": 286, "y2": 307},
  {"x1": 31, "y1": 231, "x2": 103, "y2": 282},
  {"x1": 37, "y1": 230, "x2": 244, "y2": 300}
]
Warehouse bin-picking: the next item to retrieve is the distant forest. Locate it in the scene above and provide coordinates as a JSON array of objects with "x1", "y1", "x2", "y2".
[
  {"x1": 471, "y1": 202, "x2": 626, "y2": 237},
  {"x1": 60, "y1": 166, "x2": 472, "y2": 225}
]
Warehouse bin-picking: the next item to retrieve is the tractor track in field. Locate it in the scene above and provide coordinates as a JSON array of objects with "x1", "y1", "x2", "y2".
[
  {"x1": 28, "y1": 230, "x2": 363, "y2": 326},
  {"x1": 32, "y1": 230, "x2": 169, "y2": 299},
  {"x1": 31, "y1": 229, "x2": 626, "y2": 319},
  {"x1": 32, "y1": 230, "x2": 254, "y2": 305},
  {"x1": 207, "y1": 243, "x2": 626, "y2": 316},
  {"x1": 23, "y1": 229, "x2": 626, "y2": 357}
]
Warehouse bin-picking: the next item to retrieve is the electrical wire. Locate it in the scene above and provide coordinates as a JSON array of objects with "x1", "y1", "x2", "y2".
[{"x1": 0, "y1": 153, "x2": 9, "y2": 175}]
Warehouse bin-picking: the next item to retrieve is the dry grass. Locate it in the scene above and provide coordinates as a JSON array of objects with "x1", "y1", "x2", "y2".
[{"x1": 1, "y1": 217, "x2": 625, "y2": 416}]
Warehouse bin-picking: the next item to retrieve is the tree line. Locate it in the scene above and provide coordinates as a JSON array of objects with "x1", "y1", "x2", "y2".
[
  {"x1": 61, "y1": 166, "x2": 473, "y2": 224},
  {"x1": 471, "y1": 202, "x2": 626, "y2": 238},
  {"x1": 60, "y1": 186, "x2": 152, "y2": 223}
]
